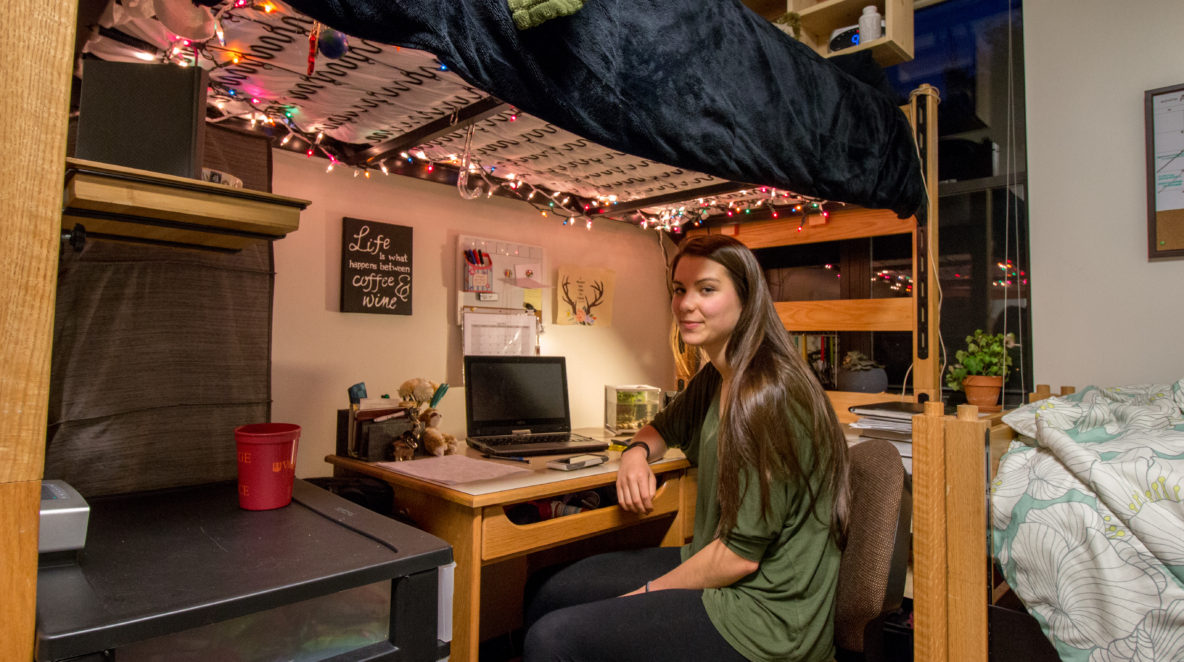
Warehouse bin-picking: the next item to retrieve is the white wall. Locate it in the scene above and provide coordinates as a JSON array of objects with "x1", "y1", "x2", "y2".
[
  {"x1": 1025, "y1": 0, "x2": 1184, "y2": 387},
  {"x1": 268, "y1": 150, "x2": 675, "y2": 477}
]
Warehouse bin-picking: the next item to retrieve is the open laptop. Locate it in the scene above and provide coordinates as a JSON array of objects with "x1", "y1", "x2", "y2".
[{"x1": 463, "y1": 355, "x2": 608, "y2": 457}]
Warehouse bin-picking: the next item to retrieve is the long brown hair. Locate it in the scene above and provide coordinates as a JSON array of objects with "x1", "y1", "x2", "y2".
[{"x1": 671, "y1": 235, "x2": 850, "y2": 546}]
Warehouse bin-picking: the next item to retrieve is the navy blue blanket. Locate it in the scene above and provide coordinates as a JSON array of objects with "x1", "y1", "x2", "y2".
[{"x1": 284, "y1": 0, "x2": 925, "y2": 218}]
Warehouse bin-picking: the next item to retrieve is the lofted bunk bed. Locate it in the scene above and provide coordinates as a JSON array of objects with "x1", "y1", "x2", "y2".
[{"x1": 686, "y1": 84, "x2": 941, "y2": 424}]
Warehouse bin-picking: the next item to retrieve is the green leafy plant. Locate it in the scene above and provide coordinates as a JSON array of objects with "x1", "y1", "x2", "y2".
[
  {"x1": 945, "y1": 330, "x2": 1015, "y2": 391},
  {"x1": 840, "y1": 350, "x2": 883, "y2": 372}
]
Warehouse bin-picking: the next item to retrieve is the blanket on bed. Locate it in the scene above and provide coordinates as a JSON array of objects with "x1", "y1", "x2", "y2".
[
  {"x1": 281, "y1": 0, "x2": 926, "y2": 219},
  {"x1": 995, "y1": 381, "x2": 1184, "y2": 661}
]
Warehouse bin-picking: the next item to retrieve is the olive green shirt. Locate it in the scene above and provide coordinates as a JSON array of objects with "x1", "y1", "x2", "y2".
[{"x1": 650, "y1": 365, "x2": 839, "y2": 662}]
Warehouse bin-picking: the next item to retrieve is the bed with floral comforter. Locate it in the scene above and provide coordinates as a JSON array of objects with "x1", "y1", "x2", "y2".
[{"x1": 993, "y1": 381, "x2": 1184, "y2": 661}]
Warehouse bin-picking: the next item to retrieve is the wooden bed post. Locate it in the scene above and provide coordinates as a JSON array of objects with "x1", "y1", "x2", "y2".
[
  {"x1": 1, "y1": 0, "x2": 76, "y2": 659},
  {"x1": 913, "y1": 402, "x2": 990, "y2": 662},
  {"x1": 911, "y1": 400, "x2": 948, "y2": 661},
  {"x1": 944, "y1": 405, "x2": 989, "y2": 662}
]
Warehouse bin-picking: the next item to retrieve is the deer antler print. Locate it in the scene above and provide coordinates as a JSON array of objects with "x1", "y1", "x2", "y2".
[
  {"x1": 582, "y1": 280, "x2": 605, "y2": 318},
  {"x1": 560, "y1": 276, "x2": 579, "y2": 318}
]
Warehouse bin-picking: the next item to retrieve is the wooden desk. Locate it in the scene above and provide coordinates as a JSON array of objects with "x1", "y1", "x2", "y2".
[{"x1": 325, "y1": 439, "x2": 692, "y2": 662}]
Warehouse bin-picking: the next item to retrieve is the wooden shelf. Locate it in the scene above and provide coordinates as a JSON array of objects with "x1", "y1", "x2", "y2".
[
  {"x1": 775, "y1": 298, "x2": 913, "y2": 332},
  {"x1": 62, "y1": 157, "x2": 310, "y2": 252},
  {"x1": 788, "y1": 0, "x2": 914, "y2": 66}
]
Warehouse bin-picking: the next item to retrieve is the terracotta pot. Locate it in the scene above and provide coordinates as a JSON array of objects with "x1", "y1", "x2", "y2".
[{"x1": 962, "y1": 375, "x2": 1004, "y2": 409}]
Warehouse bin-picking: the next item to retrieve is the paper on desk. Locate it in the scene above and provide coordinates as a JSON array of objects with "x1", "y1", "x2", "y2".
[{"x1": 376, "y1": 454, "x2": 531, "y2": 485}]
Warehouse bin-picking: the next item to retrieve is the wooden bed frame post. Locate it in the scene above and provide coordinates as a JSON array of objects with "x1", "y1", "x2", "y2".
[
  {"x1": 1, "y1": 0, "x2": 76, "y2": 659},
  {"x1": 911, "y1": 401, "x2": 948, "y2": 661},
  {"x1": 913, "y1": 403, "x2": 990, "y2": 662},
  {"x1": 908, "y1": 83, "x2": 950, "y2": 662},
  {"x1": 944, "y1": 405, "x2": 989, "y2": 661}
]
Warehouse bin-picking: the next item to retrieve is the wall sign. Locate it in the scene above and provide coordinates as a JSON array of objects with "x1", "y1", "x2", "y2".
[{"x1": 340, "y1": 217, "x2": 412, "y2": 315}]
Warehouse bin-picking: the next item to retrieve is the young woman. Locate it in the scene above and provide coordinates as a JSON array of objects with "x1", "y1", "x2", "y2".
[{"x1": 523, "y1": 234, "x2": 850, "y2": 662}]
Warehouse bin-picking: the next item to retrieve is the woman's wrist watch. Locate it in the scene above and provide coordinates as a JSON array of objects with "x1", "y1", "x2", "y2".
[{"x1": 623, "y1": 441, "x2": 650, "y2": 459}]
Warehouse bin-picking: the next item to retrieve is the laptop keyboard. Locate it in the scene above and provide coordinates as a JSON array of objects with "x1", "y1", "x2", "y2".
[{"x1": 482, "y1": 433, "x2": 571, "y2": 446}]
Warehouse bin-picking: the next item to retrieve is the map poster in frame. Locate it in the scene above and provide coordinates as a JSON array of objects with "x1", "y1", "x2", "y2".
[{"x1": 1146, "y1": 83, "x2": 1184, "y2": 259}]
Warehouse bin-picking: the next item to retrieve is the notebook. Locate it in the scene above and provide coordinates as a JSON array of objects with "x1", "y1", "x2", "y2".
[{"x1": 463, "y1": 355, "x2": 608, "y2": 457}]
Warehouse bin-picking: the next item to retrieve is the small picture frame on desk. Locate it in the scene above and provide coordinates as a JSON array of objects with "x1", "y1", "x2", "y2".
[{"x1": 1145, "y1": 82, "x2": 1184, "y2": 259}]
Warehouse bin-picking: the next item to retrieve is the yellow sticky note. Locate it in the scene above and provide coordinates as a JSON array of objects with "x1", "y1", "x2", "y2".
[{"x1": 523, "y1": 288, "x2": 542, "y2": 311}]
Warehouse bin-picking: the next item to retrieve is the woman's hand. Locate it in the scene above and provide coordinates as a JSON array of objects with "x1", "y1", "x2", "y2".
[
  {"x1": 617, "y1": 540, "x2": 760, "y2": 597},
  {"x1": 616, "y1": 445, "x2": 657, "y2": 513}
]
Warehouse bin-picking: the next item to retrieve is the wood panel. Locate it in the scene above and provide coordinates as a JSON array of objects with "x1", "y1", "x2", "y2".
[
  {"x1": 687, "y1": 206, "x2": 913, "y2": 248},
  {"x1": 62, "y1": 158, "x2": 308, "y2": 250},
  {"x1": 2, "y1": 0, "x2": 76, "y2": 658},
  {"x1": 0, "y1": 482, "x2": 40, "y2": 662},
  {"x1": 945, "y1": 405, "x2": 989, "y2": 662},
  {"x1": 911, "y1": 401, "x2": 947, "y2": 662},
  {"x1": 775, "y1": 297, "x2": 912, "y2": 332},
  {"x1": 481, "y1": 478, "x2": 681, "y2": 562},
  {"x1": 60, "y1": 212, "x2": 257, "y2": 251},
  {"x1": 2, "y1": 4, "x2": 73, "y2": 483}
]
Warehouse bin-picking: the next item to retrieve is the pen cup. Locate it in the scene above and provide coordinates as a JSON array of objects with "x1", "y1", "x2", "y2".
[
  {"x1": 235, "y1": 423, "x2": 301, "y2": 510},
  {"x1": 463, "y1": 259, "x2": 493, "y2": 293}
]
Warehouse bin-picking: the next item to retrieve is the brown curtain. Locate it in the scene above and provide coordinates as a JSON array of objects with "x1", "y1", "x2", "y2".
[{"x1": 47, "y1": 125, "x2": 277, "y2": 497}]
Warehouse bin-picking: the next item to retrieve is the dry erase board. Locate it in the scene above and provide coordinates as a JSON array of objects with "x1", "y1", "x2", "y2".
[
  {"x1": 340, "y1": 217, "x2": 413, "y2": 315},
  {"x1": 456, "y1": 234, "x2": 547, "y2": 318}
]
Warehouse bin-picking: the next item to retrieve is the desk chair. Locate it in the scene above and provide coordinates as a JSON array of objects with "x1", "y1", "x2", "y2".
[{"x1": 834, "y1": 439, "x2": 912, "y2": 662}]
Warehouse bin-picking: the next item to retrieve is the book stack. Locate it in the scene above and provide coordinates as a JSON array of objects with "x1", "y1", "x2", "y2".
[
  {"x1": 847, "y1": 401, "x2": 925, "y2": 474},
  {"x1": 347, "y1": 398, "x2": 417, "y2": 461}
]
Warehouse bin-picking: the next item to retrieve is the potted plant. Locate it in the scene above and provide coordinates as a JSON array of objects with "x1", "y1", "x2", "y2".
[
  {"x1": 836, "y1": 350, "x2": 888, "y2": 393},
  {"x1": 945, "y1": 330, "x2": 1015, "y2": 410}
]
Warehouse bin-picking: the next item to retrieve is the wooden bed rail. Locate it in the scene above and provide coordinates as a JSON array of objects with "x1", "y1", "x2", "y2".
[{"x1": 912, "y1": 385, "x2": 1078, "y2": 662}]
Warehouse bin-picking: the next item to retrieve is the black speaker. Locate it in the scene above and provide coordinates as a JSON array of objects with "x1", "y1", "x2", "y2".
[{"x1": 75, "y1": 60, "x2": 208, "y2": 178}]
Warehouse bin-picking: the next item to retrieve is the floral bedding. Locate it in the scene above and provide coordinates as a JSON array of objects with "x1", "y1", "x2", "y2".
[{"x1": 994, "y1": 381, "x2": 1184, "y2": 661}]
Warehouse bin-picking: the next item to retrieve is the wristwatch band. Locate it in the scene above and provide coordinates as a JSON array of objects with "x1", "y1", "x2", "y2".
[{"x1": 623, "y1": 441, "x2": 650, "y2": 459}]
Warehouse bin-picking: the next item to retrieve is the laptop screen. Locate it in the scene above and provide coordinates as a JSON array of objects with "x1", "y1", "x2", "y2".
[{"x1": 464, "y1": 355, "x2": 571, "y2": 436}]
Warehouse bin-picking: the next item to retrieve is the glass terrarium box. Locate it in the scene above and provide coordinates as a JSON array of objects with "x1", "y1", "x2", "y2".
[{"x1": 605, "y1": 385, "x2": 662, "y2": 434}]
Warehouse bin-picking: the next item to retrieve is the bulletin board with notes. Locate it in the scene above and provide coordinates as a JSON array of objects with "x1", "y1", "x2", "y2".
[
  {"x1": 456, "y1": 234, "x2": 547, "y2": 356},
  {"x1": 456, "y1": 234, "x2": 547, "y2": 313}
]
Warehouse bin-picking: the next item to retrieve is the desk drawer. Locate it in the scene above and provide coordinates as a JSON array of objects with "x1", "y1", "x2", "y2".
[{"x1": 481, "y1": 478, "x2": 681, "y2": 563}]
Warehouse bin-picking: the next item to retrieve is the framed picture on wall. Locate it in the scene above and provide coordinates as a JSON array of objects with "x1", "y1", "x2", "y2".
[{"x1": 1145, "y1": 83, "x2": 1184, "y2": 259}]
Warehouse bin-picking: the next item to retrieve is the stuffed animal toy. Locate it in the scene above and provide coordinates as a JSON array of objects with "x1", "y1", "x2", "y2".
[
  {"x1": 398, "y1": 378, "x2": 438, "y2": 407},
  {"x1": 418, "y1": 407, "x2": 460, "y2": 456}
]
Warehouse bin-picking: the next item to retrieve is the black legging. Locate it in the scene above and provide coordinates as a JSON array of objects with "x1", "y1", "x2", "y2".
[{"x1": 522, "y1": 547, "x2": 749, "y2": 662}]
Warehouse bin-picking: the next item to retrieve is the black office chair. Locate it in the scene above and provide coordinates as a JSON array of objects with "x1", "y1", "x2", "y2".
[{"x1": 833, "y1": 438, "x2": 912, "y2": 662}]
